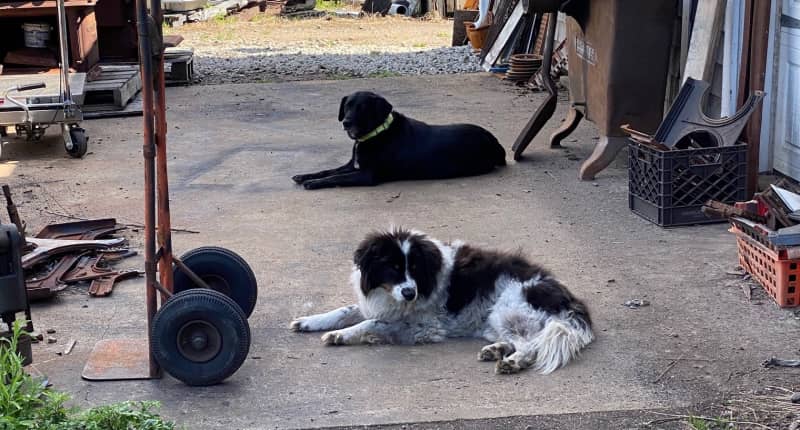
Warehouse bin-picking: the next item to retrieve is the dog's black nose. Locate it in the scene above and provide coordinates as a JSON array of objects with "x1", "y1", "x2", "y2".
[
  {"x1": 342, "y1": 119, "x2": 353, "y2": 129},
  {"x1": 401, "y1": 287, "x2": 416, "y2": 301}
]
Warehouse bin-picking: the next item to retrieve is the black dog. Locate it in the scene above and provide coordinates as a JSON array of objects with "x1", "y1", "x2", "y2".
[{"x1": 292, "y1": 91, "x2": 506, "y2": 190}]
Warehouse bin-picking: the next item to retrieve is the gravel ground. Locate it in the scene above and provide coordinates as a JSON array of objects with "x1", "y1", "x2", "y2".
[{"x1": 166, "y1": 14, "x2": 482, "y2": 84}]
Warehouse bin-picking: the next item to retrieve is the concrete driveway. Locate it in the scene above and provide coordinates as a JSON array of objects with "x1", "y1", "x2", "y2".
[{"x1": 5, "y1": 74, "x2": 799, "y2": 429}]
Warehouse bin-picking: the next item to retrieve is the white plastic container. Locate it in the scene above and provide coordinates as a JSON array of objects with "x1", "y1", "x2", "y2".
[{"x1": 22, "y1": 23, "x2": 51, "y2": 48}]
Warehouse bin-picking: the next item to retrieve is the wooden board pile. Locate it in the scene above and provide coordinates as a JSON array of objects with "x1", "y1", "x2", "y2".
[{"x1": 704, "y1": 179, "x2": 800, "y2": 246}]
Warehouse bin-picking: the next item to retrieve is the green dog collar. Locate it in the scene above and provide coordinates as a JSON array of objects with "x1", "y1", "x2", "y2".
[{"x1": 356, "y1": 113, "x2": 394, "y2": 143}]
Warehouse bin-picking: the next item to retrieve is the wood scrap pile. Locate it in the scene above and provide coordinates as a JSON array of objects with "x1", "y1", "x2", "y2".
[
  {"x1": 704, "y1": 179, "x2": 800, "y2": 247},
  {"x1": 1, "y1": 186, "x2": 141, "y2": 302}
]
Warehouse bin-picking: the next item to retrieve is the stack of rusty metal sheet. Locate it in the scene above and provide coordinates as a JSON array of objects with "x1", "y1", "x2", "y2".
[{"x1": 1, "y1": 186, "x2": 141, "y2": 302}]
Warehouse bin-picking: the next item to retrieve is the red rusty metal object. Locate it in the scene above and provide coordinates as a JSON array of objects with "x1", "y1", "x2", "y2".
[
  {"x1": 25, "y1": 252, "x2": 85, "y2": 301},
  {"x1": 88, "y1": 270, "x2": 142, "y2": 297},
  {"x1": 61, "y1": 253, "x2": 114, "y2": 283},
  {"x1": 81, "y1": 339, "x2": 152, "y2": 381},
  {"x1": 35, "y1": 218, "x2": 124, "y2": 240},
  {"x1": 22, "y1": 237, "x2": 125, "y2": 269}
]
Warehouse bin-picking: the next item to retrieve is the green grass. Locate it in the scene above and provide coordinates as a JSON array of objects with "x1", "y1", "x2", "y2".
[
  {"x1": 315, "y1": 0, "x2": 342, "y2": 11},
  {"x1": 367, "y1": 70, "x2": 401, "y2": 78},
  {"x1": 0, "y1": 322, "x2": 177, "y2": 430},
  {"x1": 687, "y1": 416, "x2": 731, "y2": 430}
]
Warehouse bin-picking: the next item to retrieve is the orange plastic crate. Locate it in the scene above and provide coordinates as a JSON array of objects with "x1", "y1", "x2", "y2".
[{"x1": 731, "y1": 225, "x2": 800, "y2": 307}]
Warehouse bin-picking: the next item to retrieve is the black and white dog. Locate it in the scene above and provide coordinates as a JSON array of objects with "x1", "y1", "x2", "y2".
[
  {"x1": 291, "y1": 91, "x2": 507, "y2": 190},
  {"x1": 290, "y1": 228, "x2": 593, "y2": 374}
]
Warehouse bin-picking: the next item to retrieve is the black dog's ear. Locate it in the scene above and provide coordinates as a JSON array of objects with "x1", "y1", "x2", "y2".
[
  {"x1": 373, "y1": 95, "x2": 393, "y2": 118},
  {"x1": 338, "y1": 96, "x2": 348, "y2": 122}
]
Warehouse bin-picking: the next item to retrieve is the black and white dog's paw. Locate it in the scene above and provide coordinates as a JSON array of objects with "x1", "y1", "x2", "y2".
[
  {"x1": 478, "y1": 342, "x2": 515, "y2": 362},
  {"x1": 495, "y1": 357, "x2": 522, "y2": 374},
  {"x1": 291, "y1": 174, "x2": 308, "y2": 185},
  {"x1": 321, "y1": 330, "x2": 347, "y2": 346},
  {"x1": 289, "y1": 317, "x2": 315, "y2": 332}
]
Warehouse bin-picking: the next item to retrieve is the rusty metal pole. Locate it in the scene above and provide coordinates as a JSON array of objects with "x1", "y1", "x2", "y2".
[
  {"x1": 150, "y1": 0, "x2": 174, "y2": 300},
  {"x1": 135, "y1": 0, "x2": 159, "y2": 379}
]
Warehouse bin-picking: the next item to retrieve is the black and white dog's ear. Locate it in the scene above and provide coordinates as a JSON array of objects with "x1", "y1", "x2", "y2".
[
  {"x1": 407, "y1": 237, "x2": 442, "y2": 298},
  {"x1": 353, "y1": 238, "x2": 375, "y2": 267},
  {"x1": 338, "y1": 96, "x2": 348, "y2": 122}
]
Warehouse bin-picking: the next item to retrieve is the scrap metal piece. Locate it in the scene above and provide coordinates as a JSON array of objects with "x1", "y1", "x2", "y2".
[
  {"x1": 654, "y1": 78, "x2": 765, "y2": 148},
  {"x1": 97, "y1": 249, "x2": 137, "y2": 261},
  {"x1": 61, "y1": 254, "x2": 114, "y2": 283},
  {"x1": 771, "y1": 185, "x2": 800, "y2": 212},
  {"x1": 89, "y1": 270, "x2": 142, "y2": 297},
  {"x1": 768, "y1": 224, "x2": 800, "y2": 247},
  {"x1": 35, "y1": 218, "x2": 123, "y2": 240},
  {"x1": 22, "y1": 237, "x2": 126, "y2": 269},
  {"x1": 762, "y1": 357, "x2": 800, "y2": 368},
  {"x1": 25, "y1": 252, "x2": 84, "y2": 301}
]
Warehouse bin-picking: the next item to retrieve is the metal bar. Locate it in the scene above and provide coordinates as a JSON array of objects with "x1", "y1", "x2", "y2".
[
  {"x1": 2, "y1": 185, "x2": 25, "y2": 241},
  {"x1": 151, "y1": 0, "x2": 173, "y2": 303},
  {"x1": 135, "y1": 0, "x2": 159, "y2": 379},
  {"x1": 152, "y1": 279, "x2": 174, "y2": 298},
  {"x1": 173, "y1": 257, "x2": 212, "y2": 290},
  {"x1": 55, "y1": 0, "x2": 71, "y2": 103}
]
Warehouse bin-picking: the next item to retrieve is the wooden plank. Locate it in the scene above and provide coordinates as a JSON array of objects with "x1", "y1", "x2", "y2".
[
  {"x1": 743, "y1": 0, "x2": 770, "y2": 197},
  {"x1": 683, "y1": 0, "x2": 725, "y2": 83},
  {"x1": 480, "y1": 0, "x2": 523, "y2": 70},
  {"x1": 83, "y1": 93, "x2": 142, "y2": 119},
  {"x1": 163, "y1": 35, "x2": 184, "y2": 47},
  {"x1": 89, "y1": 71, "x2": 137, "y2": 80},
  {"x1": 95, "y1": 64, "x2": 139, "y2": 72},
  {"x1": 3, "y1": 48, "x2": 58, "y2": 67},
  {"x1": 72, "y1": 7, "x2": 99, "y2": 72},
  {"x1": 85, "y1": 79, "x2": 135, "y2": 89}
]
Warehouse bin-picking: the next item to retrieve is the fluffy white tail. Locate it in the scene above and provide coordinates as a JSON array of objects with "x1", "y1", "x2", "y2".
[{"x1": 528, "y1": 312, "x2": 594, "y2": 374}]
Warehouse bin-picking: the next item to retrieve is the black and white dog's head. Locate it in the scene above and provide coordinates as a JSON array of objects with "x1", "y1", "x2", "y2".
[
  {"x1": 353, "y1": 229, "x2": 442, "y2": 304},
  {"x1": 339, "y1": 91, "x2": 393, "y2": 140}
]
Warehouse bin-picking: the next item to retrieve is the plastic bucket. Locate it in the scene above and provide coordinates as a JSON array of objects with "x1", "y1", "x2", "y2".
[
  {"x1": 465, "y1": 23, "x2": 489, "y2": 50},
  {"x1": 22, "y1": 23, "x2": 51, "y2": 48}
]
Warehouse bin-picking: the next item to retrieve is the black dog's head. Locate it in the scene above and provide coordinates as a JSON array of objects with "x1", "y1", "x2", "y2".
[
  {"x1": 338, "y1": 91, "x2": 393, "y2": 140},
  {"x1": 353, "y1": 228, "x2": 442, "y2": 303}
]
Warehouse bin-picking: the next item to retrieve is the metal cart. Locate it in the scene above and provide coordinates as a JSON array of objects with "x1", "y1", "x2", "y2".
[{"x1": 0, "y1": 0, "x2": 87, "y2": 158}]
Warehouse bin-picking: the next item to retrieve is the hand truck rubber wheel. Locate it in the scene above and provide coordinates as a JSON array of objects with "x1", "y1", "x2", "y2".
[
  {"x1": 150, "y1": 289, "x2": 251, "y2": 386},
  {"x1": 66, "y1": 127, "x2": 88, "y2": 158},
  {"x1": 173, "y1": 246, "x2": 258, "y2": 318}
]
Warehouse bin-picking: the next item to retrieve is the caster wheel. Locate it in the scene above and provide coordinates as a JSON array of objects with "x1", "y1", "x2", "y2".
[
  {"x1": 67, "y1": 127, "x2": 88, "y2": 158},
  {"x1": 151, "y1": 289, "x2": 251, "y2": 386},
  {"x1": 173, "y1": 246, "x2": 257, "y2": 318}
]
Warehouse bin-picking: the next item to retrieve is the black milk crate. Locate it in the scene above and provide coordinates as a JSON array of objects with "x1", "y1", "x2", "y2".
[{"x1": 628, "y1": 140, "x2": 747, "y2": 227}]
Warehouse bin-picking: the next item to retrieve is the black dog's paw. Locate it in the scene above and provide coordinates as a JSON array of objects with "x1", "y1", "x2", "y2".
[
  {"x1": 303, "y1": 180, "x2": 322, "y2": 190},
  {"x1": 292, "y1": 175, "x2": 308, "y2": 185}
]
